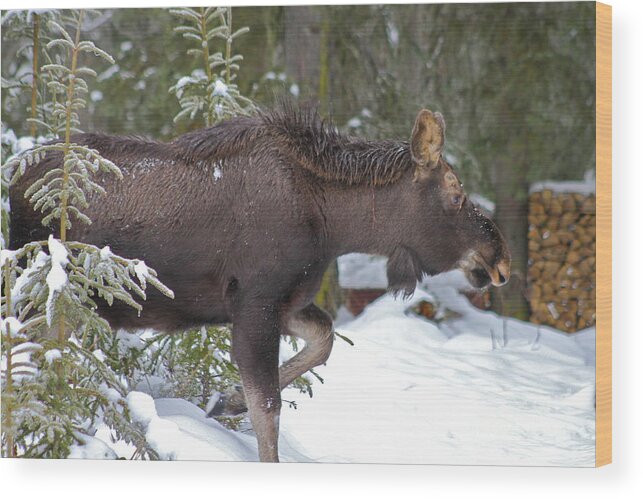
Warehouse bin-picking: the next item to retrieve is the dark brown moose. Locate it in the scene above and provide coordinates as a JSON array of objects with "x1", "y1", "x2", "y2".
[{"x1": 10, "y1": 105, "x2": 511, "y2": 462}]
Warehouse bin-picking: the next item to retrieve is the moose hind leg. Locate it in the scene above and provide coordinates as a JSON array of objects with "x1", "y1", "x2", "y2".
[
  {"x1": 207, "y1": 303, "x2": 334, "y2": 417},
  {"x1": 231, "y1": 304, "x2": 282, "y2": 462},
  {"x1": 279, "y1": 303, "x2": 334, "y2": 389}
]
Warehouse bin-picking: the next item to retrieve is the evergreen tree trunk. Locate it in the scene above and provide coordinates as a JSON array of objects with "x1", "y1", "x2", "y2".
[
  {"x1": 490, "y1": 155, "x2": 530, "y2": 320},
  {"x1": 317, "y1": 10, "x2": 330, "y2": 113},
  {"x1": 284, "y1": 6, "x2": 320, "y2": 97},
  {"x1": 314, "y1": 7, "x2": 343, "y2": 318}
]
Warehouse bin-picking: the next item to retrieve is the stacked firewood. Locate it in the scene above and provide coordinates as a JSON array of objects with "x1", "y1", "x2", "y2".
[{"x1": 527, "y1": 189, "x2": 596, "y2": 332}]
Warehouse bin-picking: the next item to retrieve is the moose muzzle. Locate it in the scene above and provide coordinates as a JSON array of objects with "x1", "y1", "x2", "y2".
[{"x1": 487, "y1": 259, "x2": 511, "y2": 287}]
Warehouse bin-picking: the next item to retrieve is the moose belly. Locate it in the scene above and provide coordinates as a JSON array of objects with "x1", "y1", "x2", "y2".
[{"x1": 96, "y1": 270, "x2": 230, "y2": 333}]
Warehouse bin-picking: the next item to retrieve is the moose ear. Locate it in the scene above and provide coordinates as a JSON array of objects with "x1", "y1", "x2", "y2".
[{"x1": 410, "y1": 109, "x2": 445, "y2": 170}]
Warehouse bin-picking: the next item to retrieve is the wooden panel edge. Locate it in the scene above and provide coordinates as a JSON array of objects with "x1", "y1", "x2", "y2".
[{"x1": 595, "y1": 1, "x2": 612, "y2": 468}]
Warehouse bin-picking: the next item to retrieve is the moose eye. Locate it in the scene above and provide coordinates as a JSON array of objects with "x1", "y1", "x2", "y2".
[{"x1": 451, "y1": 195, "x2": 461, "y2": 206}]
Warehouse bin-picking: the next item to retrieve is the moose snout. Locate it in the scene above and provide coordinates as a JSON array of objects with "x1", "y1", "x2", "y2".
[
  {"x1": 458, "y1": 251, "x2": 511, "y2": 289},
  {"x1": 489, "y1": 259, "x2": 511, "y2": 287}
]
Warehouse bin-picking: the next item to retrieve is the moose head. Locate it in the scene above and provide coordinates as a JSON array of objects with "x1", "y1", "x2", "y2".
[{"x1": 384, "y1": 109, "x2": 511, "y2": 296}]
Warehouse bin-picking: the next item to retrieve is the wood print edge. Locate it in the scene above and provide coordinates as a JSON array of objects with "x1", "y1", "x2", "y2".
[{"x1": 595, "y1": 0, "x2": 612, "y2": 468}]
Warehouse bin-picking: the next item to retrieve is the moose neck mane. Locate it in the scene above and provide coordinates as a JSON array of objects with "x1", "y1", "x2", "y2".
[{"x1": 262, "y1": 105, "x2": 413, "y2": 186}]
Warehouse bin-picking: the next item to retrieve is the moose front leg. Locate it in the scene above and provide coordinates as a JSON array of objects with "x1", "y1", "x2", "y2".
[{"x1": 231, "y1": 304, "x2": 282, "y2": 462}]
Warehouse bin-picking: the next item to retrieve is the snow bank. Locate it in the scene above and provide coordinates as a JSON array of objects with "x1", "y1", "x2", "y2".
[
  {"x1": 338, "y1": 253, "x2": 388, "y2": 289},
  {"x1": 69, "y1": 434, "x2": 117, "y2": 460},
  {"x1": 112, "y1": 393, "x2": 309, "y2": 462},
  {"x1": 279, "y1": 270, "x2": 596, "y2": 466}
]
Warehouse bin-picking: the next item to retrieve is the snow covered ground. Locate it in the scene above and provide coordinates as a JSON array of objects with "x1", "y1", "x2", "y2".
[
  {"x1": 279, "y1": 271, "x2": 595, "y2": 466},
  {"x1": 96, "y1": 262, "x2": 595, "y2": 466}
]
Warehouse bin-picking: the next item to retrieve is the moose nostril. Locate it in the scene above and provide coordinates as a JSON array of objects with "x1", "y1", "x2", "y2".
[{"x1": 495, "y1": 260, "x2": 511, "y2": 286}]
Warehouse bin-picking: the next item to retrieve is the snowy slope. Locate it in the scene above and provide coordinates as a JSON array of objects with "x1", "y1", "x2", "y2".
[
  {"x1": 96, "y1": 269, "x2": 595, "y2": 466},
  {"x1": 279, "y1": 272, "x2": 595, "y2": 466}
]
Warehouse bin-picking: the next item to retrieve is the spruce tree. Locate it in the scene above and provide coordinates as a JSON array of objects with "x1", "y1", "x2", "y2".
[
  {"x1": 168, "y1": 6, "x2": 254, "y2": 126},
  {"x1": 1, "y1": 10, "x2": 171, "y2": 459}
]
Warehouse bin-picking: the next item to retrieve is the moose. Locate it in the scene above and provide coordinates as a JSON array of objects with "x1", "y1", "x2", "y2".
[{"x1": 10, "y1": 104, "x2": 511, "y2": 462}]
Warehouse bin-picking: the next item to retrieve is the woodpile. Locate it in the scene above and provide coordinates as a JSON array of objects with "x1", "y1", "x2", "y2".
[{"x1": 527, "y1": 189, "x2": 596, "y2": 332}]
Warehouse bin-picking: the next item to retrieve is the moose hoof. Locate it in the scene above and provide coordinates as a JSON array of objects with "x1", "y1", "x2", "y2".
[{"x1": 206, "y1": 385, "x2": 248, "y2": 417}]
